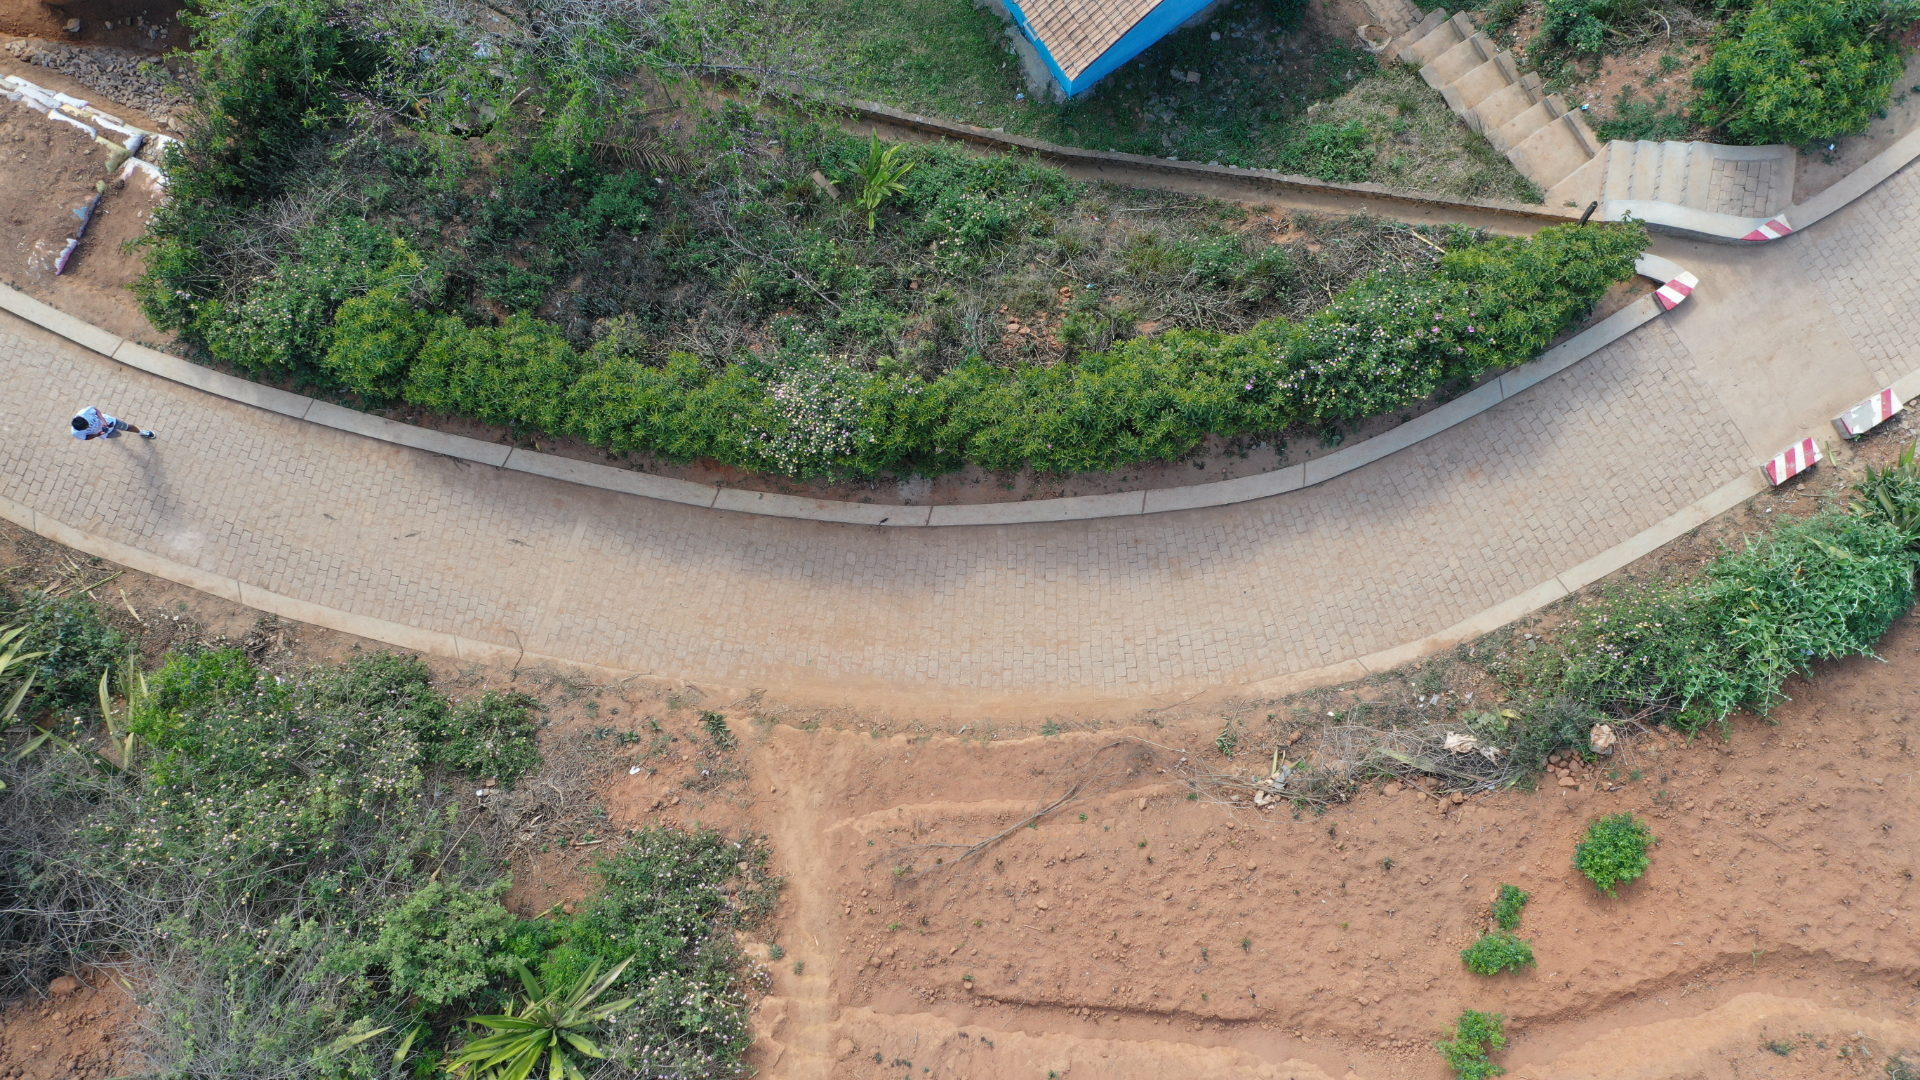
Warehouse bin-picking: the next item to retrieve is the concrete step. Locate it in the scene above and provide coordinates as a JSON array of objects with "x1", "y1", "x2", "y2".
[
  {"x1": 1602, "y1": 139, "x2": 1634, "y2": 202},
  {"x1": 1628, "y1": 139, "x2": 1659, "y2": 201},
  {"x1": 1420, "y1": 30, "x2": 1493, "y2": 89},
  {"x1": 1491, "y1": 98, "x2": 1558, "y2": 155},
  {"x1": 1468, "y1": 74, "x2": 1543, "y2": 146},
  {"x1": 1440, "y1": 52, "x2": 1520, "y2": 125},
  {"x1": 1399, "y1": 11, "x2": 1471, "y2": 66},
  {"x1": 1545, "y1": 150, "x2": 1607, "y2": 209},
  {"x1": 1388, "y1": 7, "x2": 1449, "y2": 61},
  {"x1": 1656, "y1": 140, "x2": 1689, "y2": 204},
  {"x1": 1507, "y1": 112, "x2": 1598, "y2": 191},
  {"x1": 1362, "y1": 0, "x2": 1423, "y2": 37}
]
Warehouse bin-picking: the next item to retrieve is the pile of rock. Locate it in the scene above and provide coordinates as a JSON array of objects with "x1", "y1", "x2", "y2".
[{"x1": 3, "y1": 39, "x2": 185, "y2": 128}]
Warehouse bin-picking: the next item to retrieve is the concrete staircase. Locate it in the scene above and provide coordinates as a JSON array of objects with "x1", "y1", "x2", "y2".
[{"x1": 1379, "y1": 6, "x2": 1796, "y2": 234}]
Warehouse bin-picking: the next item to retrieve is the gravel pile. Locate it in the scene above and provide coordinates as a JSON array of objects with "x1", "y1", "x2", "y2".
[{"x1": 4, "y1": 40, "x2": 186, "y2": 128}]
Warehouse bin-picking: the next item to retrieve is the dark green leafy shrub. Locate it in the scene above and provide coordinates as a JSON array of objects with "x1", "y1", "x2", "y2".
[
  {"x1": 1437, "y1": 1010, "x2": 1508, "y2": 1079},
  {"x1": 420, "y1": 691, "x2": 544, "y2": 785},
  {"x1": 1278, "y1": 121, "x2": 1374, "y2": 183},
  {"x1": 1461, "y1": 931, "x2": 1535, "y2": 974},
  {"x1": 1537, "y1": 0, "x2": 1611, "y2": 54},
  {"x1": 502, "y1": 826, "x2": 777, "y2": 1076},
  {"x1": 323, "y1": 286, "x2": 432, "y2": 399},
  {"x1": 1575, "y1": 812, "x2": 1653, "y2": 895},
  {"x1": 0, "y1": 590, "x2": 128, "y2": 720},
  {"x1": 1532, "y1": 511, "x2": 1916, "y2": 731},
  {"x1": 325, "y1": 880, "x2": 517, "y2": 1009},
  {"x1": 1692, "y1": 0, "x2": 1920, "y2": 145},
  {"x1": 1490, "y1": 884, "x2": 1529, "y2": 930},
  {"x1": 190, "y1": 218, "x2": 397, "y2": 375},
  {"x1": 173, "y1": 0, "x2": 353, "y2": 196}
]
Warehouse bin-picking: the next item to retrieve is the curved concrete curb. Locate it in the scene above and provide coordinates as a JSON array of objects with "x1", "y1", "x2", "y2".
[
  {"x1": 0, "y1": 455, "x2": 1769, "y2": 703},
  {"x1": 0, "y1": 256, "x2": 1690, "y2": 527}
]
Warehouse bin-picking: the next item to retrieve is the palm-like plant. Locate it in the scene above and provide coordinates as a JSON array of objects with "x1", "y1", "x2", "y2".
[
  {"x1": 1854, "y1": 440, "x2": 1920, "y2": 544},
  {"x1": 1, "y1": 625, "x2": 45, "y2": 786},
  {"x1": 448, "y1": 958, "x2": 636, "y2": 1080},
  {"x1": 852, "y1": 134, "x2": 914, "y2": 231}
]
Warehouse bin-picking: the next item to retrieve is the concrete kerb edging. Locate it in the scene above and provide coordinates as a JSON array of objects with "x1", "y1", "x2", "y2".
[
  {"x1": 0, "y1": 459, "x2": 1775, "y2": 705},
  {"x1": 845, "y1": 98, "x2": 1577, "y2": 228},
  {"x1": 0, "y1": 259, "x2": 1687, "y2": 528}
]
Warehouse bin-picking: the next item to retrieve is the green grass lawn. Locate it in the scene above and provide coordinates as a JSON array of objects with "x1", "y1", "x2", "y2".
[
  {"x1": 784, "y1": 0, "x2": 1540, "y2": 199},
  {"x1": 798, "y1": 0, "x2": 1372, "y2": 161}
]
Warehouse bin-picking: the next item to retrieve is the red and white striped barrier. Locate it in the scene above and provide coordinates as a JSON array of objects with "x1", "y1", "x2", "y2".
[
  {"x1": 1761, "y1": 437, "x2": 1820, "y2": 486},
  {"x1": 1654, "y1": 271, "x2": 1697, "y2": 310},
  {"x1": 1741, "y1": 216, "x2": 1793, "y2": 242},
  {"x1": 1832, "y1": 387, "x2": 1902, "y2": 439}
]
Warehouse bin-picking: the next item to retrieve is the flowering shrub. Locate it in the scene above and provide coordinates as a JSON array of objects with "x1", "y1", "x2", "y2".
[{"x1": 744, "y1": 352, "x2": 881, "y2": 476}]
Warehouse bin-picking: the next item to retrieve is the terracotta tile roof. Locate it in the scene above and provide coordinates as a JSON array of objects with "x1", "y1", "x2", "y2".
[{"x1": 1021, "y1": 0, "x2": 1162, "y2": 80}]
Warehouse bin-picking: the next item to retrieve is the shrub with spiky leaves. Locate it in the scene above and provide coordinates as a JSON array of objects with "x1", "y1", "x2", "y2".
[{"x1": 448, "y1": 957, "x2": 636, "y2": 1080}]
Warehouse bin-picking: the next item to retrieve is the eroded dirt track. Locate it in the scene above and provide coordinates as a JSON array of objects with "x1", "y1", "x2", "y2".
[{"x1": 616, "y1": 613, "x2": 1920, "y2": 1080}]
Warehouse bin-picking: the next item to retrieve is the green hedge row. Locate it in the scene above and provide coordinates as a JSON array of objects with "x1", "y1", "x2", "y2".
[
  {"x1": 1508, "y1": 507, "x2": 1918, "y2": 747},
  {"x1": 341, "y1": 220, "x2": 1646, "y2": 478}
]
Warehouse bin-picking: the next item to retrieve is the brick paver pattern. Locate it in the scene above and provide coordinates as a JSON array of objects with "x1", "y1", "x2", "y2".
[
  {"x1": 0, "y1": 308, "x2": 1755, "y2": 702},
  {"x1": 1792, "y1": 162, "x2": 1920, "y2": 389},
  {"x1": 1706, "y1": 157, "x2": 1787, "y2": 218}
]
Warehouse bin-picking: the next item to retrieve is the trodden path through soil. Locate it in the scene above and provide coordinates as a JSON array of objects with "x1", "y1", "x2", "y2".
[{"x1": 0, "y1": 166, "x2": 1917, "y2": 712}]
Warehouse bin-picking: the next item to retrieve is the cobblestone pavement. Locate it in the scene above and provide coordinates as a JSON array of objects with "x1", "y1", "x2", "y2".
[
  {"x1": 1793, "y1": 162, "x2": 1920, "y2": 389},
  {"x1": 1, "y1": 174, "x2": 1912, "y2": 707}
]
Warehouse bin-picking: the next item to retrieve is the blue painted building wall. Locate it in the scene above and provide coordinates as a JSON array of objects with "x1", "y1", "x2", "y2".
[{"x1": 1003, "y1": 0, "x2": 1219, "y2": 96}]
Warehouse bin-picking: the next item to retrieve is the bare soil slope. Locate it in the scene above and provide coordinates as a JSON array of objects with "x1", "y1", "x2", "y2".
[{"x1": 681, "y1": 641, "x2": 1920, "y2": 1080}]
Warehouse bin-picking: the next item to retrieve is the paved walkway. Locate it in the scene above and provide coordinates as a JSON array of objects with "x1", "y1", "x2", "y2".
[{"x1": 1, "y1": 168, "x2": 1915, "y2": 709}]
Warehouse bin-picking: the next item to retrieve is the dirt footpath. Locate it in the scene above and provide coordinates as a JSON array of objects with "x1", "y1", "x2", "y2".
[{"x1": 640, "y1": 632, "x2": 1920, "y2": 1080}]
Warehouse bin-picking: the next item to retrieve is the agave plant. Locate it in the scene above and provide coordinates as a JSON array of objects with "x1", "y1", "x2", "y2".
[{"x1": 448, "y1": 958, "x2": 636, "y2": 1080}]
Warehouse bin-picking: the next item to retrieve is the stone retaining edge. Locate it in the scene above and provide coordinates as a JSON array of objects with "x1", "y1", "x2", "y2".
[
  {"x1": 846, "y1": 98, "x2": 1578, "y2": 226},
  {"x1": 0, "y1": 270, "x2": 1681, "y2": 528}
]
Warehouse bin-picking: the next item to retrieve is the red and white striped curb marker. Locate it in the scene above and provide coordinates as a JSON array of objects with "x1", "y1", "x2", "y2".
[
  {"x1": 1654, "y1": 271, "x2": 1698, "y2": 310},
  {"x1": 1832, "y1": 387, "x2": 1903, "y2": 439},
  {"x1": 1741, "y1": 215, "x2": 1793, "y2": 242},
  {"x1": 1762, "y1": 438, "x2": 1820, "y2": 486}
]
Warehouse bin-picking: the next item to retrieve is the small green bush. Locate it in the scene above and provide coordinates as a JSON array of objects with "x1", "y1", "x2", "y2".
[
  {"x1": 1575, "y1": 812, "x2": 1653, "y2": 896},
  {"x1": 1692, "y1": 0, "x2": 1920, "y2": 145},
  {"x1": 325, "y1": 879, "x2": 517, "y2": 1009},
  {"x1": 421, "y1": 691, "x2": 544, "y2": 785},
  {"x1": 0, "y1": 590, "x2": 129, "y2": 720},
  {"x1": 324, "y1": 286, "x2": 432, "y2": 400},
  {"x1": 1490, "y1": 884, "x2": 1529, "y2": 930},
  {"x1": 1437, "y1": 1010, "x2": 1508, "y2": 1080},
  {"x1": 1278, "y1": 121, "x2": 1374, "y2": 183},
  {"x1": 1461, "y1": 931, "x2": 1535, "y2": 975}
]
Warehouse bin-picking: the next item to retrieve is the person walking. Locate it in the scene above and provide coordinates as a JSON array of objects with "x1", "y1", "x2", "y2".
[{"x1": 70, "y1": 404, "x2": 155, "y2": 441}]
